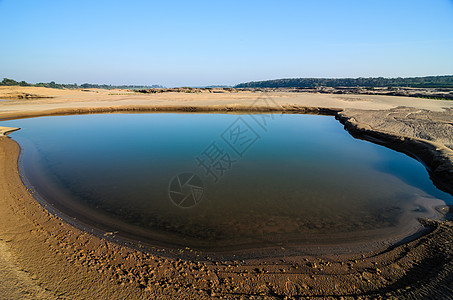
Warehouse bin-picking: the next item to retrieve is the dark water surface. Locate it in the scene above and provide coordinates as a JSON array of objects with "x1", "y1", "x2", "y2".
[{"x1": 2, "y1": 113, "x2": 452, "y2": 250}]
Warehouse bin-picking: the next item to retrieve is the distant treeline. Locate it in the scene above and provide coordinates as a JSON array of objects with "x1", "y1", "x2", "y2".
[
  {"x1": 0, "y1": 78, "x2": 164, "y2": 90},
  {"x1": 235, "y1": 76, "x2": 453, "y2": 89}
]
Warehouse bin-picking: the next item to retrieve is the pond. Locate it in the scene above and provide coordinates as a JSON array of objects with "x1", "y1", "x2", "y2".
[{"x1": 2, "y1": 113, "x2": 452, "y2": 252}]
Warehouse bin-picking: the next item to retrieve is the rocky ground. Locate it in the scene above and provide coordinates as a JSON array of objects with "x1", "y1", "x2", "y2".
[{"x1": 241, "y1": 87, "x2": 453, "y2": 101}]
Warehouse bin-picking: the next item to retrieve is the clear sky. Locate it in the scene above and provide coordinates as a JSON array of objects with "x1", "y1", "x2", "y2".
[{"x1": 1, "y1": 0, "x2": 452, "y2": 87}]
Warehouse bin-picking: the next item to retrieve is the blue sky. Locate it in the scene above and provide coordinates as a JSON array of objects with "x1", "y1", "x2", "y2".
[{"x1": 1, "y1": 0, "x2": 452, "y2": 87}]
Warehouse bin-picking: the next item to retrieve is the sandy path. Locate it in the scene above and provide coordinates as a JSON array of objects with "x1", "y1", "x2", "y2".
[{"x1": 0, "y1": 87, "x2": 453, "y2": 298}]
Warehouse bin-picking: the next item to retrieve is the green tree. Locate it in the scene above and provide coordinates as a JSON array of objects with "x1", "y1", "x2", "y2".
[{"x1": 1, "y1": 78, "x2": 19, "y2": 86}]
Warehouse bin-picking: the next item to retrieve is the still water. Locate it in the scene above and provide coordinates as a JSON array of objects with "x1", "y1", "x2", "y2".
[{"x1": 3, "y1": 113, "x2": 452, "y2": 250}]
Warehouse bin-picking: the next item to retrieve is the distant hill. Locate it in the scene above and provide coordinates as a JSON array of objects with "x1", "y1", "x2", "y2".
[
  {"x1": 235, "y1": 76, "x2": 453, "y2": 89},
  {"x1": 191, "y1": 85, "x2": 233, "y2": 88},
  {"x1": 0, "y1": 78, "x2": 165, "y2": 90}
]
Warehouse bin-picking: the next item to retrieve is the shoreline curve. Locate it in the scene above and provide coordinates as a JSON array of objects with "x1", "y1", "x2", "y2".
[{"x1": 1, "y1": 103, "x2": 453, "y2": 298}]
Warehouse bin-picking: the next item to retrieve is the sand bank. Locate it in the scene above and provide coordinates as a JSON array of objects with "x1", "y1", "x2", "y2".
[
  {"x1": 1, "y1": 87, "x2": 453, "y2": 298},
  {"x1": 0, "y1": 126, "x2": 20, "y2": 136}
]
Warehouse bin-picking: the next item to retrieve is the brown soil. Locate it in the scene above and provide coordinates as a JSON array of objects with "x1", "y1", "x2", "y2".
[{"x1": 1, "y1": 87, "x2": 453, "y2": 299}]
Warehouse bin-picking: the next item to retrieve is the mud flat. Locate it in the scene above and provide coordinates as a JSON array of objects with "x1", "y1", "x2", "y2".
[
  {"x1": 0, "y1": 87, "x2": 453, "y2": 298},
  {"x1": 338, "y1": 107, "x2": 453, "y2": 196}
]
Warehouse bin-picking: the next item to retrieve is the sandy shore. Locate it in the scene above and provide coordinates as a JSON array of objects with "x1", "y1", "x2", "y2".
[
  {"x1": 1, "y1": 87, "x2": 453, "y2": 298},
  {"x1": 0, "y1": 126, "x2": 20, "y2": 136}
]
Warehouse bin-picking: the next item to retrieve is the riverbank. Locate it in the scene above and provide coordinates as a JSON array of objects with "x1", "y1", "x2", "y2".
[{"x1": 1, "y1": 87, "x2": 453, "y2": 298}]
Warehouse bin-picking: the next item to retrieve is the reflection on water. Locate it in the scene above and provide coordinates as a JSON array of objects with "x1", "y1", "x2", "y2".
[{"x1": 2, "y1": 113, "x2": 452, "y2": 250}]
